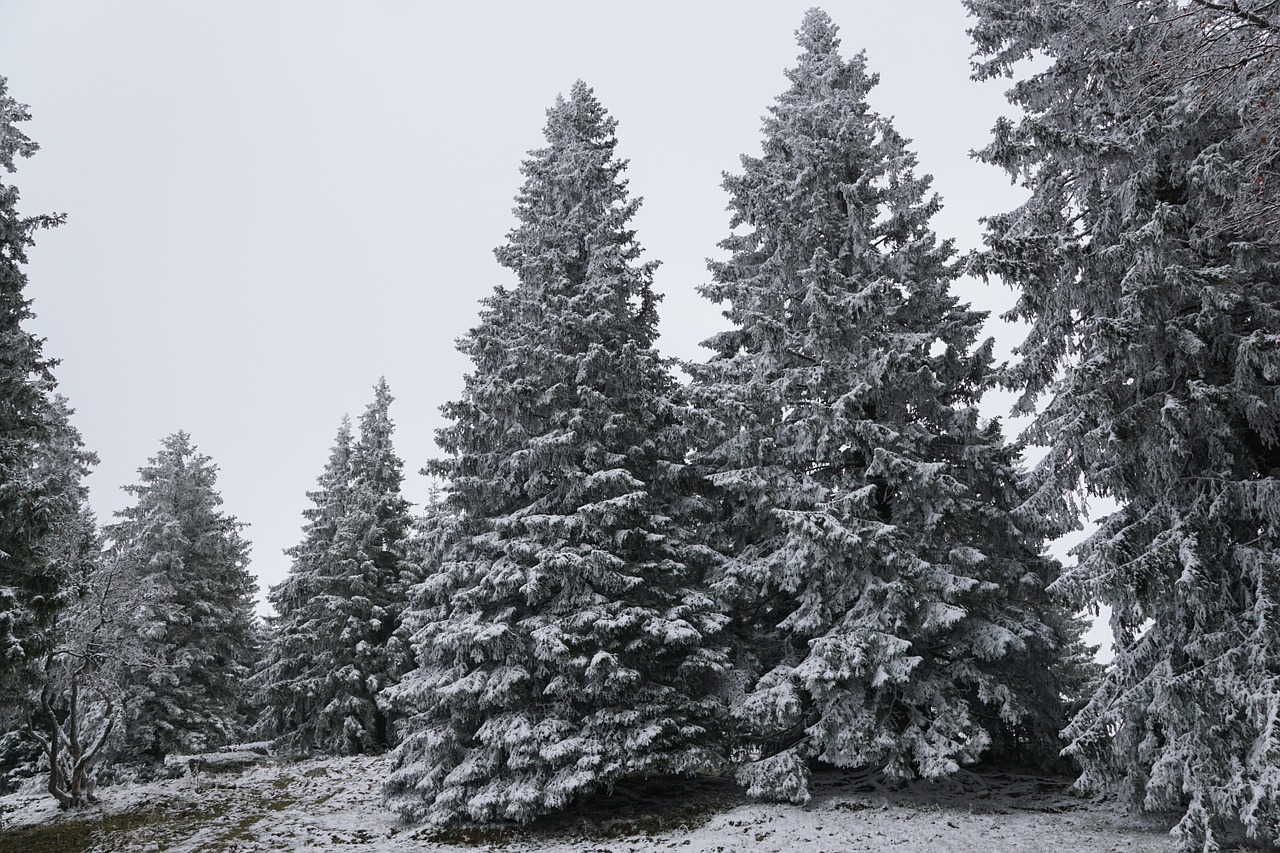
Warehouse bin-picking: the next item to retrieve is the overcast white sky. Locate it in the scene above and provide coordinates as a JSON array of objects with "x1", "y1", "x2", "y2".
[{"x1": 3, "y1": 2, "x2": 1103, "y2": 642}]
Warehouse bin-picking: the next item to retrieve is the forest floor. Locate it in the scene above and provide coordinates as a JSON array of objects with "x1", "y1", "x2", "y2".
[{"x1": 0, "y1": 754, "x2": 1186, "y2": 852}]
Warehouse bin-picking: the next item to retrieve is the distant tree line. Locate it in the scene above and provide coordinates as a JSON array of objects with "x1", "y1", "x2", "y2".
[{"x1": 1, "y1": 5, "x2": 1277, "y2": 850}]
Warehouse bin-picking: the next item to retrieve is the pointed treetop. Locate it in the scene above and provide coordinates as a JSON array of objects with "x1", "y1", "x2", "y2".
[
  {"x1": 544, "y1": 80, "x2": 617, "y2": 148},
  {"x1": 359, "y1": 377, "x2": 395, "y2": 433},
  {"x1": 323, "y1": 415, "x2": 353, "y2": 479},
  {"x1": 142, "y1": 430, "x2": 192, "y2": 473},
  {"x1": 796, "y1": 8, "x2": 839, "y2": 55},
  {"x1": 158, "y1": 429, "x2": 193, "y2": 452},
  {"x1": 502, "y1": 79, "x2": 626, "y2": 235},
  {"x1": 160, "y1": 431, "x2": 196, "y2": 473},
  {"x1": 494, "y1": 79, "x2": 654, "y2": 337},
  {"x1": 358, "y1": 378, "x2": 396, "y2": 433},
  {"x1": 783, "y1": 9, "x2": 874, "y2": 100},
  {"x1": 353, "y1": 377, "x2": 406, "y2": 500}
]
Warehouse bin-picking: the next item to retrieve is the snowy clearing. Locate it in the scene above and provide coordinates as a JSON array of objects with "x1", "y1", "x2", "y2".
[{"x1": 0, "y1": 756, "x2": 1182, "y2": 852}]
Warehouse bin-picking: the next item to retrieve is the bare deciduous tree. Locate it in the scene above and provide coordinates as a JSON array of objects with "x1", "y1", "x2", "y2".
[{"x1": 27, "y1": 550, "x2": 163, "y2": 809}]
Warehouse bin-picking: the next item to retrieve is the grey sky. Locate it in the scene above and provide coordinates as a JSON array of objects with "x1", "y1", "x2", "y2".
[{"x1": 3, "y1": 2, "x2": 1084, "y2": 635}]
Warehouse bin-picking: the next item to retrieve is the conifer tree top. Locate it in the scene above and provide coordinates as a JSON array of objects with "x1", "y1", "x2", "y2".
[
  {"x1": 0, "y1": 77, "x2": 40, "y2": 173},
  {"x1": 497, "y1": 80, "x2": 649, "y2": 285},
  {"x1": 780, "y1": 9, "x2": 875, "y2": 107}
]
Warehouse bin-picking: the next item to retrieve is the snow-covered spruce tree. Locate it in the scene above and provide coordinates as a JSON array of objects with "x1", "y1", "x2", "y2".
[
  {"x1": 344, "y1": 378, "x2": 416, "y2": 710},
  {"x1": 385, "y1": 82, "x2": 728, "y2": 825},
  {"x1": 257, "y1": 417, "x2": 354, "y2": 747},
  {"x1": 687, "y1": 10, "x2": 1093, "y2": 804},
  {"x1": 107, "y1": 432, "x2": 258, "y2": 765},
  {"x1": 967, "y1": 1, "x2": 1280, "y2": 848},
  {"x1": 0, "y1": 76, "x2": 74, "y2": 708},
  {"x1": 259, "y1": 379, "x2": 414, "y2": 755}
]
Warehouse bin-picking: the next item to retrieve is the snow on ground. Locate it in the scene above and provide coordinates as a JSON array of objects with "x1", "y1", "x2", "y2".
[{"x1": 0, "y1": 755, "x2": 1180, "y2": 852}]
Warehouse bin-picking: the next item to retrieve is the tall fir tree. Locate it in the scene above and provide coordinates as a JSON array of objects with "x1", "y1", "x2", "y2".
[
  {"x1": 346, "y1": 377, "x2": 416, "y2": 717},
  {"x1": 0, "y1": 76, "x2": 98, "y2": 774},
  {"x1": 107, "y1": 432, "x2": 258, "y2": 765},
  {"x1": 967, "y1": 1, "x2": 1280, "y2": 848},
  {"x1": 259, "y1": 379, "x2": 414, "y2": 755},
  {"x1": 688, "y1": 10, "x2": 1093, "y2": 803},
  {"x1": 0, "y1": 76, "x2": 76, "y2": 706},
  {"x1": 258, "y1": 417, "x2": 354, "y2": 747},
  {"x1": 385, "y1": 82, "x2": 728, "y2": 825}
]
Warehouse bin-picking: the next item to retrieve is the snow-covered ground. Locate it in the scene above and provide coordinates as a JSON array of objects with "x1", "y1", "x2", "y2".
[{"x1": 0, "y1": 755, "x2": 1179, "y2": 852}]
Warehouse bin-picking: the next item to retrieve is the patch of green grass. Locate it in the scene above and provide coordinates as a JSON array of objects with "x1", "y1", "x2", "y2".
[
  {"x1": 0, "y1": 806, "x2": 169, "y2": 853},
  {"x1": 208, "y1": 811, "x2": 263, "y2": 846},
  {"x1": 0, "y1": 794, "x2": 255, "y2": 853},
  {"x1": 421, "y1": 823, "x2": 525, "y2": 847},
  {"x1": 420, "y1": 799, "x2": 726, "y2": 847},
  {"x1": 574, "y1": 800, "x2": 723, "y2": 840},
  {"x1": 264, "y1": 795, "x2": 296, "y2": 812}
]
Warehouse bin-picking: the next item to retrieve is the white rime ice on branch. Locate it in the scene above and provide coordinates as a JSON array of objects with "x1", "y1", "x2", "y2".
[
  {"x1": 384, "y1": 82, "x2": 729, "y2": 825},
  {"x1": 687, "y1": 9, "x2": 1095, "y2": 804},
  {"x1": 22, "y1": 398, "x2": 128, "y2": 810},
  {"x1": 966, "y1": 1, "x2": 1280, "y2": 849},
  {"x1": 258, "y1": 378, "x2": 414, "y2": 755}
]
